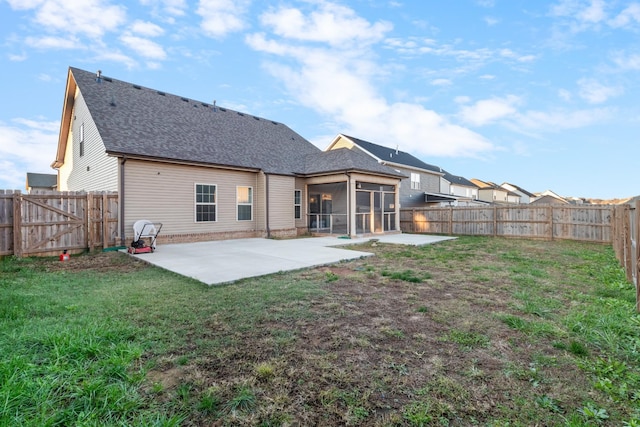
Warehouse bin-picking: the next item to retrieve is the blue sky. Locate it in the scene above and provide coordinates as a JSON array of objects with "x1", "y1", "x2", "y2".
[{"x1": 1, "y1": 0, "x2": 638, "y2": 199}]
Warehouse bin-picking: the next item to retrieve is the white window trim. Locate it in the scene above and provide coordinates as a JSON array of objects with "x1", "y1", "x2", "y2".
[
  {"x1": 410, "y1": 172, "x2": 421, "y2": 190},
  {"x1": 236, "y1": 186, "x2": 253, "y2": 221},
  {"x1": 195, "y1": 183, "x2": 217, "y2": 223},
  {"x1": 294, "y1": 189, "x2": 302, "y2": 220}
]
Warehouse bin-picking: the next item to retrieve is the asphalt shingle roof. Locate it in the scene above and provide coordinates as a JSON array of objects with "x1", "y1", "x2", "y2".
[
  {"x1": 341, "y1": 135, "x2": 443, "y2": 174},
  {"x1": 72, "y1": 67, "x2": 399, "y2": 177},
  {"x1": 299, "y1": 148, "x2": 406, "y2": 178},
  {"x1": 441, "y1": 170, "x2": 477, "y2": 188}
]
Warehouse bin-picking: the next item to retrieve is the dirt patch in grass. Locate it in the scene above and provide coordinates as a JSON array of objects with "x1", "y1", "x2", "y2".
[{"x1": 41, "y1": 251, "x2": 147, "y2": 273}]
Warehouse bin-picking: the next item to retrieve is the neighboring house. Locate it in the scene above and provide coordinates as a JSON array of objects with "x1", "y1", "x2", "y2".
[
  {"x1": 471, "y1": 179, "x2": 521, "y2": 204},
  {"x1": 326, "y1": 134, "x2": 462, "y2": 207},
  {"x1": 441, "y1": 170, "x2": 485, "y2": 206},
  {"x1": 26, "y1": 172, "x2": 57, "y2": 193},
  {"x1": 500, "y1": 182, "x2": 535, "y2": 204},
  {"x1": 531, "y1": 190, "x2": 569, "y2": 205},
  {"x1": 51, "y1": 67, "x2": 405, "y2": 244}
]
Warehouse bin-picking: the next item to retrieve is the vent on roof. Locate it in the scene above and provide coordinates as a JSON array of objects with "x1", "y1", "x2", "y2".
[
  {"x1": 157, "y1": 91, "x2": 165, "y2": 96},
  {"x1": 193, "y1": 104, "x2": 198, "y2": 108},
  {"x1": 237, "y1": 112, "x2": 244, "y2": 116},
  {"x1": 253, "y1": 116, "x2": 260, "y2": 120},
  {"x1": 271, "y1": 121, "x2": 278, "y2": 125},
  {"x1": 219, "y1": 107, "x2": 226, "y2": 112},
  {"x1": 103, "y1": 77, "x2": 112, "y2": 82},
  {"x1": 96, "y1": 70, "x2": 102, "y2": 83},
  {"x1": 201, "y1": 102, "x2": 209, "y2": 107},
  {"x1": 181, "y1": 97, "x2": 189, "y2": 102},
  {"x1": 132, "y1": 85, "x2": 141, "y2": 90}
]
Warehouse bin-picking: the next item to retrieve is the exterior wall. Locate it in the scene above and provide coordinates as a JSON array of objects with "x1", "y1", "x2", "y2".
[
  {"x1": 507, "y1": 194, "x2": 520, "y2": 204},
  {"x1": 266, "y1": 174, "x2": 296, "y2": 236},
  {"x1": 122, "y1": 159, "x2": 264, "y2": 242},
  {"x1": 60, "y1": 88, "x2": 118, "y2": 191},
  {"x1": 477, "y1": 188, "x2": 495, "y2": 203},
  {"x1": 397, "y1": 166, "x2": 440, "y2": 208},
  {"x1": 450, "y1": 184, "x2": 478, "y2": 199}
]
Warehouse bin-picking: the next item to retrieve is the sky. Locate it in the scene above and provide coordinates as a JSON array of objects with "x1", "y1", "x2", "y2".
[{"x1": 0, "y1": 0, "x2": 638, "y2": 199}]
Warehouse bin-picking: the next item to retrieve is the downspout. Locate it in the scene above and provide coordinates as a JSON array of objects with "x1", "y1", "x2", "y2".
[
  {"x1": 265, "y1": 173, "x2": 271, "y2": 238},
  {"x1": 119, "y1": 156, "x2": 126, "y2": 246}
]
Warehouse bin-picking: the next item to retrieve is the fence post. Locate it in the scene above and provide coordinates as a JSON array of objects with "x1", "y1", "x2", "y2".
[
  {"x1": 493, "y1": 205, "x2": 497, "y2": 237},
  {"x1": 449, "y1": 205, "x2": 453, "y2": 235},
  {"x1": 548, "y1": 206, "x2": 554, "y2": 241},
  {"x1": 103, "y1": 193, "x2": 109, "y2": 249},
  {"x1": 87, "y1": 192, "x2": 93, "y2": 251},
  {"x1": 12, "y1": 192, "x2": 22, "y2": 257}
]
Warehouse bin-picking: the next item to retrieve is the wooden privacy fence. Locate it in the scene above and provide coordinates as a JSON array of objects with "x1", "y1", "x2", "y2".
[
  {"x1": 611, "y1": 201, "x2": 640, "y2": 312},
  {"x1": 0, "y1": 190, "x2": 119, "y2": 257},
  {"x1": 400, "y1": 205, "x2": 612, "y2": 242}
]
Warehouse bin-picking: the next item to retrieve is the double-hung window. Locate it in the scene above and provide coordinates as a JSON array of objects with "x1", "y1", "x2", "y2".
[
  {"x1": 294, "y1": 189, "x2": 302, "y2": 219},
  {"x1": 237, "y1": 186, "x2": 253, "y2": 221},
  {"x1": 195, "y1": 184, "x2": 216, "y2": 222},
  {"x1": 410, "y1": 172, "x2": 421, "y2": 190}
]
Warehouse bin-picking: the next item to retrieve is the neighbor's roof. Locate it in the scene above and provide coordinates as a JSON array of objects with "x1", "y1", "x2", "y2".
[
  {"x1": 441, "y1": 169, "x2": 477, "y2": 188},
  {"x1": 26, "y1": 172, "x2": 57, "y2": 189},
  {"x1": 502, "y1": 182, "x2": 535, "y2": 197},
  {"x1": 62, "y1": 67, "x2": 400, "y2": 178},
  {"x1": 339, "y1": 135, "x2": 443, "y2": 174}
]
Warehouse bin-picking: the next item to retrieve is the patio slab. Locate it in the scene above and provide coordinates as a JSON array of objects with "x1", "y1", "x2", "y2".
[{"x1": 126, "y1": 234, "x2": 455, "y2": 285}]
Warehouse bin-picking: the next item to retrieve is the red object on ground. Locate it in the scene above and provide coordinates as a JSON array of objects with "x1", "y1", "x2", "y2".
[
  {"x1": 128, "y1": 246, "x2": 153, "y2": 254},
  {"x1": 59, "y1": 251, "x2": 70, "y2": 261}
]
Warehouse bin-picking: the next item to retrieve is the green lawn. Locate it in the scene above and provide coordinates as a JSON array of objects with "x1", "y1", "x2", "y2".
[{"x1": 1, "y1": 237, "x2": 639, "y2": 426}]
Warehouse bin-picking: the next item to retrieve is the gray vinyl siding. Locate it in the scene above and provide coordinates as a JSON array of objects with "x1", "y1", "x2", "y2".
[
  {"x1": 267, "y1": 175, "x2": 295, "y2": 230},
  {"x1": 397, "y1": 166, "x2": 440, "y2": 208},
  {"x1": 123, "y1": 160, "x2": 260, "y2": 237},
  {"x1": 63, "y1": 88, "x2": 118, "y2": 191}
]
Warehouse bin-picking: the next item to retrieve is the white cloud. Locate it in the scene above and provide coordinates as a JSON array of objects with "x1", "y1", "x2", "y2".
[
  {"x1": 8, "y1": 52, "x2": 28, "y2": 61},
  {"x1": 484, "y1": 16, "x2": 499, "y2": 26},
  {"x1": 459, "y1": 95, "x2": 521, "y2": 126},
  {"x1": 247, "y1": 3, "x2": 495, "y2": 158},
  {"x1": 7, "y1": 0, "x2": 127, "y2": 39},
  {"x1": 92, "y1": 50, "x2": 138, "y2": 69},
  {"x1": 431, "y1": 79, "x2": 452, "y2": 86},
  {"x1": 130, "y1": 20, "x2": 165, "y2": 37},
  {"x1": 558, "y1": 88, "x2": 572, "y2": 101},
  {"x1": 25, "y1": 35, "x2": 82, "y2": 50},
  {"x1": 516, "y1": 107, "x2": 613, "y2": 130},
  {"x1": 120, "y1": 35, "x2": 167, "y2": 60},
  {"x1": 139, "y1": 0, "x2": 187, "y2": 17},
  {"x1": 260, "y1": 2, "x2": 392, "y2": 46},
  {"x1": 0, "y1": 118, "x2": 59, "y2": 189},
  {"x1": 609, "y1": 3, "x2": 640, "y2": 28},
  {"x1": 577, "y1": 78, "x2": 622, "y2": 104},
  {"x1": 611, "y1": 50, "x2": 640, "y2": 70},
  {"x1": 197, "y1": 0, "x2": 250, "y2": 38}
]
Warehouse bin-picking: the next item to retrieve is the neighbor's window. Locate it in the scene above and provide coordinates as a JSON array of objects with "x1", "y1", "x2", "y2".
[
  {"x1": 237, "y1": 186, "x2": 253, "y2": 221},
  {"x1": 410, "y1": 172, "x2": 420, "y2": 190},
  {"x1": 195, "y1": 184, "x2": 216, "y2": 222},
  {"x1": 294, "y1": 189, "x2": 302, "y2": 219},
  {"x1": 79, "y1": 123, "x2": 85, "y2": 157}
]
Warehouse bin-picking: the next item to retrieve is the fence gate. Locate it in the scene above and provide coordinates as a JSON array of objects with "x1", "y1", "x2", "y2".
[{"x1": 0, "y1": 191, "x2": 119, "y2": 257}]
